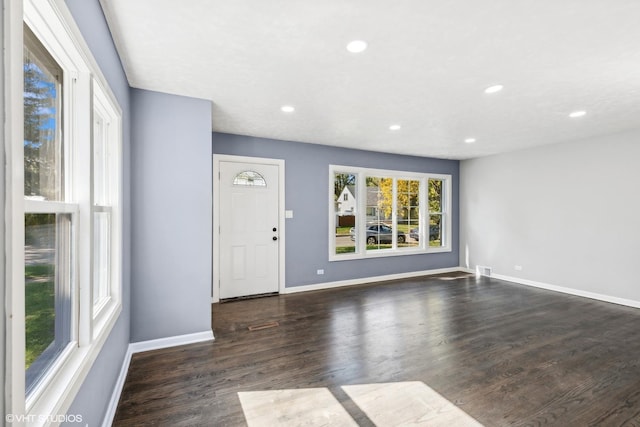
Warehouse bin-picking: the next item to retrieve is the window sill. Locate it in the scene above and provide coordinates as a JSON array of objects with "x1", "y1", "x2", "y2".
[
  {"x1": 329, "y1": 246, "x2": 452, "y2": 262},
  {"x1": 26, "y1": 302, "x2": 121, "y2": 427}
]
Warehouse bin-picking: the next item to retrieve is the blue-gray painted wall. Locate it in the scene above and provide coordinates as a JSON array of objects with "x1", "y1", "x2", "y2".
[
  {"x1": 63, "y1": 0, "x2": 131, "y2": 425},
  {"x1": 213, "y1": 133, "x2": 460, "y2": 287},
  {"x1": 130, "y1": 89, "x2": 213, "y2": 342}
]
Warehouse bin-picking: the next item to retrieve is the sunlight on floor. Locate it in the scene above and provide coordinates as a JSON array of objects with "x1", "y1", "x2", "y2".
[
  {"x1": 342, "y1": 381, "x2": 483, "y2": 426},
  {"x1": 238, "y1": 381, "x2": 483, "y2": 426},
  {"x1": 238, "y1": 388, "x2": 358, "y2": 426}
]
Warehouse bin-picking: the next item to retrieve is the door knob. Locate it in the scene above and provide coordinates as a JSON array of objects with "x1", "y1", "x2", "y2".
[{"x1": 272, "y1": 236, "x2": 278, "y2": 241}]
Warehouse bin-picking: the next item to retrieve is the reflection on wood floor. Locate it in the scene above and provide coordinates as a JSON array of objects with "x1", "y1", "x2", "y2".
[{"x1": 114, "y1": 273, "x2": 640, "y2": 426}]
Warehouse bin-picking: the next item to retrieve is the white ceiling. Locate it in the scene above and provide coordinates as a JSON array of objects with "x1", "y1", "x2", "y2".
[{"x1": 100, "y1": 0, "x2": 640, "y2": 160}]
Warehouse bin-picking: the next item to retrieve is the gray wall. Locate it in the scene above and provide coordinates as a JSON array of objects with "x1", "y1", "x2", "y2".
[
  {"x1": 213, "y1": 133, "x2": 460, "y2": 287},
  {"x1": 130, "y1": 89, "x2": 212, "y2": 342},
  {"x1": 460, "y1": 129, "x2": 640, "y2": 303},
  {"x1": 63, "y1": 0, "x2": 132, "y2": 425}
]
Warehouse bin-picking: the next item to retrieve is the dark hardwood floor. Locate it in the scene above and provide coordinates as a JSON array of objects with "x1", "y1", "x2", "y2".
[{"x1": 113, "y1": 273, "x2": 640, "y2": 426}]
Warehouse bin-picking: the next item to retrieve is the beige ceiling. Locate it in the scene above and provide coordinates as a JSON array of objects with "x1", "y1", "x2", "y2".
[{"x1": 100, "y1": 0, "x2": 640, "y2": 159}]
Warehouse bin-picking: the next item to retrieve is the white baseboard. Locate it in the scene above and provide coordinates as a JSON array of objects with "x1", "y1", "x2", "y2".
[
  {"x1": 101, "y1": 346, "x2": 133, "y2": 427},
  {"x1": 473, "y1": 269, "x2": 640, "y2": 309},
  {"x1": 281, "y1": 267, "x2": 463, "y2": 294},
  {"x1": 102, "y1": 330, "x2": 214, "y2": 426},
  {"x1": 129, "y1": 330, "x2": 215, "y2": 354},
  {"x1": 212, "y1": 268, "x2": 465, "y2": 302}
]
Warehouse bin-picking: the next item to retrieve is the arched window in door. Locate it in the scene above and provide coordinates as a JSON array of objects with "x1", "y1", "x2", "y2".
[{"x1": 233, "y1": 170, "x2": 267, "y2": 187}]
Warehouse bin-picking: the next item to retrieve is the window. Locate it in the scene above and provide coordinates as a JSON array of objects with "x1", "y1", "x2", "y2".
[
  {"x1": 23, "y1": 24, "x2": 74, "y2": 396},
  {"x1": 333, "y1": 172, "x2": 357, "y2": 254},
  {"x1": 23, "y1": 25, "x2": 63, "y2": 201},
  {"x1": 343, "y1": 193, "x2": 348, "y2": 201},
  {"x1": 428, "y1": 178, "x2": 445, "y2": 248},
  {"x1": 397, "y1": 179, "x2": 420, "y2": 249},
  {"x1": 330, "y1": 165, "x2": 451, "y2": 260},
  {"x1": 13, "y1": 0, "x2": 123, "y2": 420},
  {"x1": 365, "y1": 177, "x2": 393, "y2": 251},
  {"x1": 92, "y1": 79, "x2": 121, "y2": 320},
  {"x1": 233, "y1": 170, "x2": 267, "y2": 186}
]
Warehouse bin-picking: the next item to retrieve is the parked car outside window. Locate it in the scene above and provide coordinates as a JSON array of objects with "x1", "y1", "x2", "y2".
[
  {"x1": 350, "y1": 223, "x2": 405, "y2": 244},
  {"x1": 409, "y1": 226, "x2": 439, "y2": 242}
]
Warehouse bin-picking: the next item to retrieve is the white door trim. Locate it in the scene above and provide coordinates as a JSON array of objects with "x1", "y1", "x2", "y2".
[{"x1": 212, "y1": 154, "x2": 286, "y2": 303}]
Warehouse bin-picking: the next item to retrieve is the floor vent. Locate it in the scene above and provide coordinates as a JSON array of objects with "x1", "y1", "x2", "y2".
[
  {"x1": 476, "y1": 266, "x2": 492, "y2": 277},
  {"x1": 248, "y1": 321, "x2": 280, "y2": 331}
]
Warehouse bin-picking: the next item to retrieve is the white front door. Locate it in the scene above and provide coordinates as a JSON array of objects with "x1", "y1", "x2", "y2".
[{"x1": 219, "y1": 161, "x2": 280, "y2": 299}]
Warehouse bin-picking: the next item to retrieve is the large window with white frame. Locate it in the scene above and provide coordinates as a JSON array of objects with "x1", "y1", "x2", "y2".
[
  {"x1": 23, "y1": 25, "x2": 73, "y2": 396},
  {"x1": 330, "y1": 165, "x2": 451, "y2": 261},
  {"x1": 92, "y1": 78, "x2": 121, "y2": 327},
  {"x1": 14, "y1": 0, "x2": 123, "y2": 420}
]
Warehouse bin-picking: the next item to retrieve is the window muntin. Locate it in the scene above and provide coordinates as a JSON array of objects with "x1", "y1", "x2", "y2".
[{"x1": 330, "y1": 165, "x2": 451, "y2": 260}]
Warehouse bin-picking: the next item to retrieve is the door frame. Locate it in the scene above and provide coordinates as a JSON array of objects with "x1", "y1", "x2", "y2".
[{"x1": 212, "y1": 154, "x2": 286, "y2": 302}]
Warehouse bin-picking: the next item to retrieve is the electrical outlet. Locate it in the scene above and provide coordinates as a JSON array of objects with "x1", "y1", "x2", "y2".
[
  {"x1": 514, "y1": 265, "x2": 523, "y2": 271},
  {"x1": 317, "y1": 269, "x2": 324, "y2": 275}
]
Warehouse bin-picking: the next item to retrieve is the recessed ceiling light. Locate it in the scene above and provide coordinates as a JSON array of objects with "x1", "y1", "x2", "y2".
[
  {"x1": 346, "y1": 40, "x2": 368, "y2": 53},
  {"x1": 281, "y1": 105, "x2": 295, "y2": 113},
  {"x1": 484, "y1": 85, "x2": 504, "y2": 94},
  {"x1": 389, "y1": 124, "x2": 401, "y2": 131},
  {"x1": 464, "y1": 138, "x2": 476, "y2": 144},
  {"x1": 569, "y1": 110, "x2": 586, "y2": 118}
]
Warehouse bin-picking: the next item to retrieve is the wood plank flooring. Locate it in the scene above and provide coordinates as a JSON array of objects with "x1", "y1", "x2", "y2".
[{"x1": 113, "y1": 273, "x2": 640, "y2": 426}]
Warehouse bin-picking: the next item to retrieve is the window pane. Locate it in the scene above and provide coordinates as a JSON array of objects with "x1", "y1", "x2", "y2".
[
  {"x1": 366, "y1": 177, "x2": 393, "y2": 251},
  {"x1": 233, "y1": 170, "x2": 266, "y2": 186},
  {"x1": 429, "y1": 179, "x2": 443, "y2": 213},
  {"x1": 93, "y1": 111, "x2": 110, "y2": 205},
  {"x1": 24, "y1": 27, "x2": 64, "y2": 201},
  {"x1": 397, "y1": 179, "x2": 419, "y2": 248},
  {"x1": 93, "y1": 212, "x2": 111, "y2": 306},
  {"x1": 334, "y1": 173, "x2": 356, "y2": 255},
  {"x1": 25, "y1": 213, "x2": 72, "y2": 394},
  {"x1": 429, "y1": 179, "x2": 444, "y2": 248},
  {"x1": 429, "y1": 214, "x2": 443, "y2": 247}
]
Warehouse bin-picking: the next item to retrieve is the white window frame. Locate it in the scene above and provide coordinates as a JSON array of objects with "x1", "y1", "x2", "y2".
[
  {"x1": 91, "y1": 77, "x2": 122, "y2": 334},
  {"x1": 329, "y1": 165, "x2": 452, "y2": 262},
  {"x1": 6, "y1": 0, "x2": 123, "y2": 423}
]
